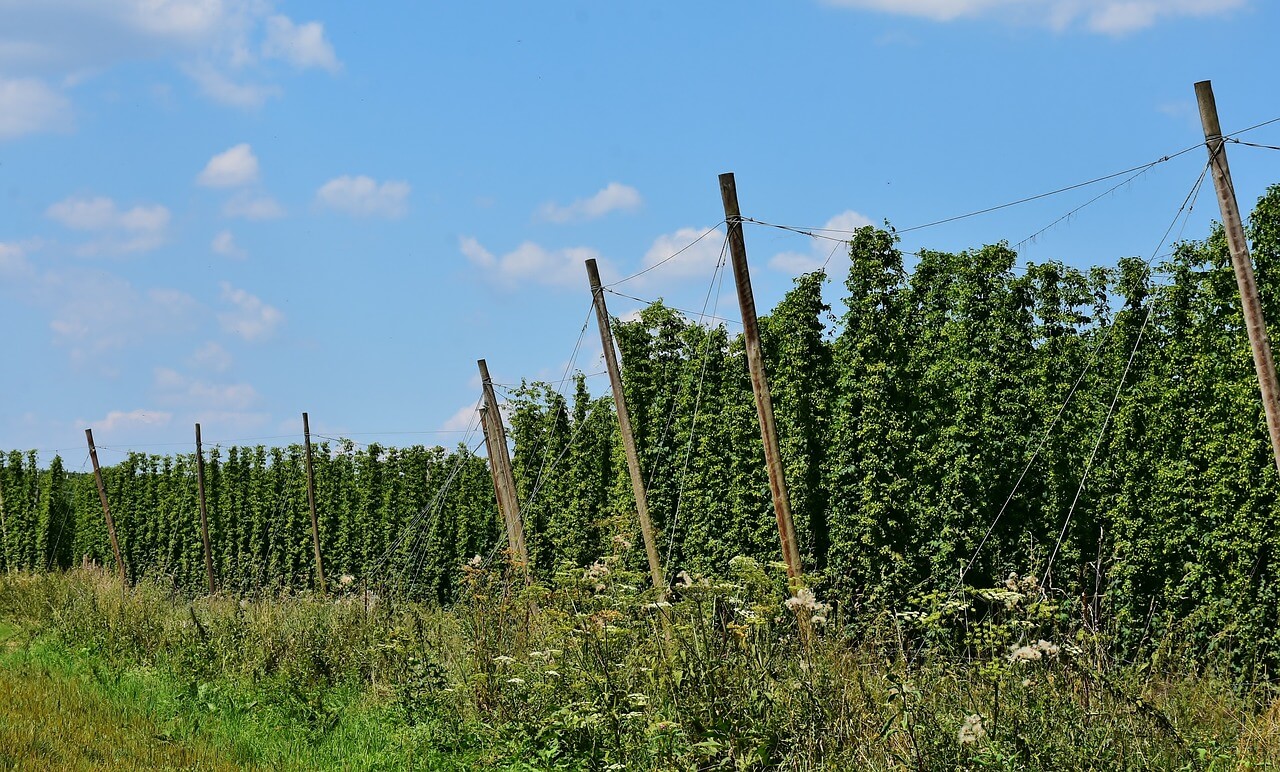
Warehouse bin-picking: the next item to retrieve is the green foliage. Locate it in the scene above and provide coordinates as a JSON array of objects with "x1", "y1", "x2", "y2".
[{"x1": 9, "y1": 186, "x2": 1280, "y2": 677}]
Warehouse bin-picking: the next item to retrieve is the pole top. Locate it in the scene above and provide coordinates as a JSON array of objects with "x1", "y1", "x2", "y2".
[{"x1": 1193, "y1": 79, "x2": 1222, "y2": 140}]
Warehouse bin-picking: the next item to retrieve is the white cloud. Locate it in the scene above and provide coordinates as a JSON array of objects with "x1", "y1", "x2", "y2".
[
  {"x1": 440, "y1": 402, "x2": 482, "y2": 433},
  {"x1": 0, "y1": 244, "x2": 199, "y2": 367},
  {"x1": 636, "y1": 225, "x2": 728, "y2": 283},
  {"x1": 537, "y1": 182, "x2": 643, "y2": 223},
  {"x1": 211, "y1": 230, "x2": 247, "y2": 259},
  {"x1": 261, "y1": 14, "x2": 340, "y2": 71},
  {"x1": 767, "y1": 210, "x2": 872, "y2": 273},
  {"x1": 45, "y1": 195, "x2": 171, "y2": 255},
  {"x1": 0, "y1": 4, "x2": 340, "y2": 116},
  {"x1": 820, "y1": 0, "x2": 1247, "y2": 34},
  {"x1": 155, "y1": 367, "x2": 258, "y2": 410},
  {"x1": 223, "y1": 192, "x2": 285, "y2": 220},
  {"x1": 185, "y1": 63, "x2": 281, "y2": 108},
  {"x1": 0, "y1": 76, "x2": 71, "y2": 139},
  {"x1": 461, "y1": 236, "x2": 612, "y2": 289},
  {"x1": 316, "y1": 175, "x2": 410, "y2": 218},
  {"x1": 197, "y1": 143, "x2": 259, "y2": 187},
  {"x1": 87, "y1": 408, "x2": 173, "y2": 432},
  {"x1": 0, "y1": 242, "x2": 34, "y2": 279},
  {"x1": 218, "y1": 281, "x2": 283, "y2": 341},
  {"x1": 188, "y1": 341, "x2": 233, "y2": 372}
]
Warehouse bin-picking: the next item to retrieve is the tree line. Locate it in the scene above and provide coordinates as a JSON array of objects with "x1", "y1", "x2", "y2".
[{"x1": 5, "y1": 185, "x2": 1280, "y2": 666}]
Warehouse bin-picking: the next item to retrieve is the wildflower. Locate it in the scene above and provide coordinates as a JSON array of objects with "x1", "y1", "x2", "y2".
[
  {"x1": 1008, "y1": 645, "x2": 1042, "y2": 663},
  {"x1": 338, "y1": 574, "x2": 354, "y2": 587},
  {"x1": 784, "y1": 587, "x2": 832, "y2": 618},
  {"x1": 643, "y1": 601, "x2": 672, "y2": 610},
  {"x1": 676, "y1": 570, "x2": 693, "y2": 588},
  {"x1": 586, "y1": 561, "x2": 611, "y2": 580},
  {"x1": 467, "y1": 555, "x2": 483, "y2": 568},
  {"x1": 493, "y1": 655, "x2": 515, "y2": 665},
  {"x1": 506, "y1": 677, "x2": 525, "y2": 685},
  {"x1": 1022, "y1": 678, "x2": 1032, "y2": 688},
  {"x1": 544, "y1": 670, "x2": 561, "y2": 678},
  {"x1": 612, "y1": 534, "x2": 633, "y2": 550},
  {"x1": 1008, "y1": 639, "x2": 1061, "y2": 663},
  {"x1": 627, "y1": 692, "x2": 649, "y2": 705},
  {"x1": 958, "y1": 714, "x2": 986, "y2": 745}
]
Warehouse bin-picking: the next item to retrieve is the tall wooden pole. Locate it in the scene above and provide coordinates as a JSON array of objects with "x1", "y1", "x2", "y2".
[
  {"x1": 478, "y1": 359, "x2": 529, "y2": 568},
  {"x1": 586, "y1": 258, "x2": 666, "y2": 592},
  {"x1": 1195, "y1": 81, "x2": 1280, "y2": 477},
  {"x1": 194, "y1": 423, "x2": 216, "y2": 594},
  {"x1": 302, "y1": 412, "x2": 327, "y2": 594},
  {"x1": 719, "y1": 172, "x2": 804, "y2": 586},
  {"x1": 84, "y1": 428, "x2": 127, "y2": 587}
]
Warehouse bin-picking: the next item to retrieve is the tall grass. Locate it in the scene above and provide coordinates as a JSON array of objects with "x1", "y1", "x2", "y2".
[{"x1": 0, "y1": 564, "x2": 1277, "y2": 769}]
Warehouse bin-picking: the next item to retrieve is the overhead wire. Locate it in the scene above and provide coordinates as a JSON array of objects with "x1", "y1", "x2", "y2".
[
  {"x1": 1041, "y1": 159, "x2": 1212, "y2": 591},
  {"x1": 605, "y1": 221, "x2": 726, "y2": 288},
  {"x1": 959, "y1": 159, "x2": 1212, "y2": 588},
  {"x1": 664, "y1": 234, "x2": 732, "y2": 568}
]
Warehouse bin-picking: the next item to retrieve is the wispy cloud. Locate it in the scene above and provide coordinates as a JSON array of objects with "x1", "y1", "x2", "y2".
[
  {"x1": 0, "y1": 76, "x2": 72, "y2": 140},
  {"x1": 461, "y1": 236, "x2": 612, "y2": 289},
  {"x1": 819, "y1": 0, "x2": 1248, "y2": 34},
  {"x1": 45, "y1": 195, "x2": 170, "y2": 255},
  {"x1": 224, "y1": 192, "x2": 285, "y2": 221},
  {"x1": 211, "y1": 230, "x2": 248, "y2": 259},
  {"x1": 316, "y1": 175, "x2": 411, "y2": 219},
  {"x1": 537, "y1": 182, "x2": 643, "y2": 223},
  {"x1": 217, "y1": 282, "x2": 283, "y2": 341}
]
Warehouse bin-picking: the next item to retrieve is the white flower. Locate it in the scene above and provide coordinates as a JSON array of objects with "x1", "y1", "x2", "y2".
[
  {"x1": 1009, "y1": 639, "x2": 1061, "y2": 663},
  {"x1": 784, "y1": 587, "x2": 832, "y2": 617},
  {"x1": 506, "y1": 677, "x2": 525, "y2": 685},
  {"x1": 1008, "y1": 645, "x2": 1042, "y2": 663},
  {"x1": 467, "y1": 554, "x2": 483, "y2": 568},
  {"x1": 338, "y1": 574, "x2": 355, "y2": 587},
  {"x1": 958, "y1": 714, "x2": 986, "y2": 745},
  {"x1": 676, "y1": 570, "x2": 693, "y2": 588},
  {"x1": 493, "y1": 655, "x2": 515, "y2": 665}
]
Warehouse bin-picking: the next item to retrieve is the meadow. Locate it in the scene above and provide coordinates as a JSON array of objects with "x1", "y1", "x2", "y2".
[{"x1": 0, "y1": 562, "x2": 1277, "y2": 770}]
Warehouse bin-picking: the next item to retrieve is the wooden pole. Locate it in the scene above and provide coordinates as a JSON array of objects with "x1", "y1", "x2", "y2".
[
  {"x1": 478, "y1": 359, "x2": 529, "y2": 568},
  {"x1": 1195, "y1": 80, "x2": 1280, "y2": 477},
  {"x1": 477, "y1": 404, "x2": 513, "y2": 552},
  {"x1": 719, "y1": 172, "x2": 805, "y2": 586},
  {"x1": 302, "y1": 412, "x2": 327, "y2": 594},
  {"x1": 586, "y1": 258, "x2": 666, "y2": 592},
  {"x1": 85, "y1": 428, "x2": 127, "y2": 587},
  {"x1": 194, "y1": 423, "x2": 216, "y2": 594}
]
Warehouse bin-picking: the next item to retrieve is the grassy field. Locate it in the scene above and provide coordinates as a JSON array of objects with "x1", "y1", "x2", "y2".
[{"x1": 0, "y1": 567, "x2": 1278, "y2": 770}]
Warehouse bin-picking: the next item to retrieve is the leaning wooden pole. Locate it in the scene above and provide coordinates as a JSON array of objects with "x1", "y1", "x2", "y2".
[
  {"x1": 84, "y1": 428, "x2": 127, "y2": 587},
  {"x1": 302, "y1": 412, "x2": 328, "y2": 594},
  {"x1": 478, "y1": 359, "x2": 530, "y2": 569},
  {"x1": 719, "y1": 172, "x2": 805, "y2": 586},
  {"x1": 586, "y1": 258, "x2": 666, "y2": 592},
  {"x1": 1195, "y1": 80, "x2": 1280, "y2": 477},
  {"x1": 194, "y1": 423, "x2": 216, "y2": 594}
]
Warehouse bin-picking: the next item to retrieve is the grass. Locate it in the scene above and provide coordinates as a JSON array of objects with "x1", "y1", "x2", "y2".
[{"x1": 0, "y1": 566, "x2": 1279, "y2": 769}]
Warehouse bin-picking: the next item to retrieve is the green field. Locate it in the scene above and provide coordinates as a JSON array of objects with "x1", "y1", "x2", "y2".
[{"x1": 0, "y1": 568, "x2": 1277, "y2": 770}]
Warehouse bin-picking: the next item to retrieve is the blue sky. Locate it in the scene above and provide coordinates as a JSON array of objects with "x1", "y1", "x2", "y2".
[{"x1": 2, "y1": 0, "x2": 1278, "y2": 462}]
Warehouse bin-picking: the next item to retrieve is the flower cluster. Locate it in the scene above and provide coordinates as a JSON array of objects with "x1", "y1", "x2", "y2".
[
  {"x1": 784, "y1": 587, "x2": 832, "y2": 626},
  {"x1": 958, "y1": 713, "x2": 986, "y2": 745},
  {"x1": 1008, "y1": 639, "x2": 1061, "y2": 663}
]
